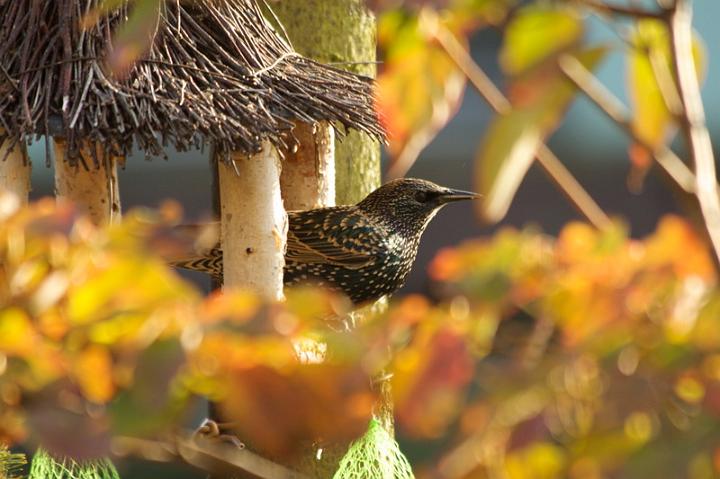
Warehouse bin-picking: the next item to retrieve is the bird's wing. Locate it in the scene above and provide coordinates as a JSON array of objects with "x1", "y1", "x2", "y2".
[{"x1": 286, "y1": 208, "x2": 385, "y2": 270}]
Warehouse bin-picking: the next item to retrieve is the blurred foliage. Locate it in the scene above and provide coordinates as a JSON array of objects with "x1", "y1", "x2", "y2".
[
  {"x1": 0, "y1": 192, "x2": 377, "y2": 460},
  {"x1": 421, "y1": 216, "x2": 720, "y2": 478},
  {"x1": 2, "y1": 193, "x2": 720, "y2": 476}
]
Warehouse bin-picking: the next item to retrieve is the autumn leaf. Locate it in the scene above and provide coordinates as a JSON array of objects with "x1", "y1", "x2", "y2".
[
  {"x1": 393, "y1": 327, "x2": 474, "y2": 437},
  {"x1": 626, "y1": 20, "x2": 707, "y2": 189},
  {"x1": 500, "y1": 5, "x2": 583, "y2": 76},
  {"x1": 504, "y1": 442, "x2": 567, "y2": 479},
  {"x1": 73, "y1": 345, "x2": 115, "y2": 404},
  {"x1": 377, "y1": 9, "x2": 466, "y2": 178},
  {"x1": 628, "y1": 20, "x2": 707, "y2": 148},
  {"x1": 217, "y1": 363, "x2": 376, "y2": 458}
]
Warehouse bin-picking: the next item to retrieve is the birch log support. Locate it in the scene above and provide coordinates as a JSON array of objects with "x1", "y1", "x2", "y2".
[
  {"x1": 0, "y1": 137, "x2": 31, "y2": 204},
  {"x1": 53, "y1": 139, "x2": 121, "y2": 225},
  {"x1": 270, "y1": 0, "x2": 380, "y2": 205},
  {"x1": 218, "y1": 142, "x2": 287, "y2": 300},
  {"x1": 280, "y1": 121, "x2": 335, "y2": 210}
]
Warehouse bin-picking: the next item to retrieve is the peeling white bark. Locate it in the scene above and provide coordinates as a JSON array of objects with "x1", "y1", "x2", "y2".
[
  {"x1": 218, "y1": 142, "x2": 287, "y2": 300},
  {"x1": 280, "y1": 121, "x2": 335, "y2": 210},
  {"x1": 0, "y1": 136, "x2": 31, "y2": 205},
  {"x1": 279, "y1": 122, "x2": 336, "y2": 362},
  {"x1": 53, "y1": 139, "x2": 121, "y2": 225}
]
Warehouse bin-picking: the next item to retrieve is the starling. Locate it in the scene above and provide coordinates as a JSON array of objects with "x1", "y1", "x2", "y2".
[{"x1": 174, "y1": 178, "x2": 479, "y2": 305}]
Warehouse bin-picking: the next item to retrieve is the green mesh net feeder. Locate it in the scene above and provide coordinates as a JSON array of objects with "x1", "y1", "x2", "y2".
[
  {"x1": 0, "y1": 445, "x2": 25, "y2": 479},
  {"x1": 333, "y1": 419, "x2": 414, "y2": 479},
  {"x1": 28, "y1": 449, "x2": 119, "y2": 479}
]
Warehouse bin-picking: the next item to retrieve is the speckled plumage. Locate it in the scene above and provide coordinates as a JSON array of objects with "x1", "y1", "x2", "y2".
[{"x1": 174, "y1": 178, "x2": 479, "y2": 304}]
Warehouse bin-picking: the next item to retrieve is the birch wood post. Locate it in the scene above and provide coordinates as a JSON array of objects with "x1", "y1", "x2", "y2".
[
  {"x1": 280, "y1": 121, "x2": 335, "y2": 366},
  {"x1": 0, "y1": 137, "x2": 31, "y2": 204},
  {"x1": 280, "y1": 121, "x2": 335, "y2": 210},
  {"x1": 270, "y1": 0, "x2": 380, "y2": 205},
  {"x1": 53, "y1": 139, "x2": 121, "y2": 225},
  {"x1": 217, "y1": 142, "x2": 287, "y2": 300}
]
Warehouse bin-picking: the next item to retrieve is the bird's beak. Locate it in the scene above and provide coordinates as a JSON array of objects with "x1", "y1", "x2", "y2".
[{"x1": 439, "y1": 188, "x2": 482, "y2": 203}]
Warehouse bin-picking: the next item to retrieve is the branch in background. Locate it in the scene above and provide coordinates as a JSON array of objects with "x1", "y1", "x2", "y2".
[
  {"x1": 668, "y1": 0, "x2": 720, "y2": 262},
  {"x1": 571, "y1": 0, "x2": 669, "y2": 19},
  {"x1": 557, "y1": 53, "x2": 696, "y2": 193},
  {"x1": 431, "y1": 18, "x2": 612, "y2": 229},
  {"x1": 113, "y1": 432, "x2": 310, "y2": 479},
  {"x1": 535, "y1": 145, "x2": 612, "y2": 229}
]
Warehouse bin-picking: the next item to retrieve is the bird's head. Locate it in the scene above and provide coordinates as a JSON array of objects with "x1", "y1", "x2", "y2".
[{"x1": 357, "y1": 178, "x2": 480, "y2": 237}]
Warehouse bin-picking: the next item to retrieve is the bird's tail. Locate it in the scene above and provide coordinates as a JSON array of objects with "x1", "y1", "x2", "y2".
[
  {"x1": 171, "y1": 247, "x2": 223, "y2": 278},
  {"x1": 163, "y1": 223, "x2": 222, "y2": 278}
]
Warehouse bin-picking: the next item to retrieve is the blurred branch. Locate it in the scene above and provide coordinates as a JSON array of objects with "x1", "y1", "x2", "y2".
[
  {"x1": 668, "y1": 0, "x2": 720, "y2": 262},
  {"x1": 535, "y1": 146, "x2": 612, "y2": 229},
  {"x1": 113, "y1": 432, "x2": 310, "y2": 479},
  {"x1": 571, "y1": 0, "x2": 669, "y2": 19},
  {"x1": 431, "y1": 17, "x2": 612, "y2": 229},
  {"x1": 557, "y1": 54, "x2": 696, "y2": 193}
]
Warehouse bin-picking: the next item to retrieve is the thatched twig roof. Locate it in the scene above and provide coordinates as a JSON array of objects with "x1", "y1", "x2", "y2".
[{"x1": 0, "y1": 0, "x2": 383, "y2": 166}]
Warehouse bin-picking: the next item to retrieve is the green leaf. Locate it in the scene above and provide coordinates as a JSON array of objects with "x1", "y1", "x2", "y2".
[
  {"x1": 500, "y1": 5, "x2": 583, "y2": 76},
  {"x1": 627, "y1": 20, "x2": 707, "y2": 148},
  {"x1": 476, "y1": 47, "x2": 607, "y2": 223}
]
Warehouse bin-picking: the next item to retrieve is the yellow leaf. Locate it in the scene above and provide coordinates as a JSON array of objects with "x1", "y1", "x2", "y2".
[
  {"x1": 505, "y1": 442, "x2": 566, "y2": 479},
  {"x1": 0, "y1": 308, "x2": 35, "y2": 356},
  {"x1": 627, "y1": 20, "x2": 707, "y2": 148},
  {"x1": 500, "y1": 5, "x2": 583, "y2": 75}
]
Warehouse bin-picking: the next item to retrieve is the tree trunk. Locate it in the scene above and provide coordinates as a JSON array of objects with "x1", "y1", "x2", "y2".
[
  {"x1": 53, "y1": 139, "x2": 121, "y2": 225},
  {"x1": 217, "y1": 144, "x2": 287, "y2": 300},
  {"x1": 0, "y1": 136, "x2": 31, "y2": 205},
  {"x1": 270, "y1": 0, "x2": 381, "y2": 205},
  {"x1": 280, "y1": 121, "x2": 335, "y2": 210}
]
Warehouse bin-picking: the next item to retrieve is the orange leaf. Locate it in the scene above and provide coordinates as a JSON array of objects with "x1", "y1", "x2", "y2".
[{"x1": 74, "y1": 345, "x2": 115, "y2": 404}]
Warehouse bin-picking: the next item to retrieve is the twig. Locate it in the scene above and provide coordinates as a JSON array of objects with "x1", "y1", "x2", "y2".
[
  {"x1": 668, "y1": 0, "x2": 720, "y2": 262},
  {"x1": 557, "y1": 53, "x2": 696, "y2": 193},
  {"x1": 431, "y1": 16, "x2": 611, "y2": 229},
  {"x1": 535, "y1": 145, "x2": 612, "y2": 229},
  {"x1": 571, "y1": 0, "x2": 669, "y2": 19},
  {"x1": 178, "y1": 434, "x2": 309, "y2": 479},
  {"x1": 113, "y1": 432, "x2": 310, "y2": 479},
  {"x1": 0, "y1": 0, "x2": 383, "y2": 166}
]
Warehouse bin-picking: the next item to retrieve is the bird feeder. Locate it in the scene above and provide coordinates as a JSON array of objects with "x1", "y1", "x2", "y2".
[{"x1": 0, "y1": 0, "x2": 383, "y2": 299}]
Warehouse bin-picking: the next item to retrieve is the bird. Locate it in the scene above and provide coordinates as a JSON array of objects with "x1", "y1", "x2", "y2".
[{"x1": 173, "y1": 178, "x2": 480, "y2": 305}]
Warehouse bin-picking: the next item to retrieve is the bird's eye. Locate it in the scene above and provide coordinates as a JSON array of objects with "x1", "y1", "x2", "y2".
[{"x1": 414, "y1": 191, "x2": 429, "y2": 203}]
